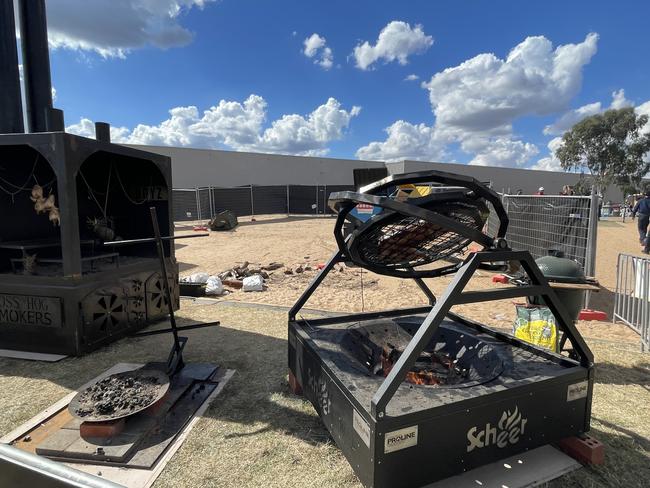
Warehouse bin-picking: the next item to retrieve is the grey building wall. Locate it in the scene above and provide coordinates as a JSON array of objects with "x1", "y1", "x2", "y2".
[
  {"x1": 391, "y1": 160, "x2": 626, "y2": 202},
  {"x1": 128, "y1": 144, "x2": 639, "y2": 201},
  {"x1": 127, "y1": 145, "x2": 385, "y2": 188}
]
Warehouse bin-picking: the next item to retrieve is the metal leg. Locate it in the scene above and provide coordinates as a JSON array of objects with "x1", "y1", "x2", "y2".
[
  {"x1": 371, "y1": 254, "x2": 479, "y2": 418},
  {"x1": 369, "y1": 250, "x2": 594, "y2": 419},
  {"x1": 150, "y1": 206, "x2": 185, "y2": 375},
  {"x1": 288, "y1": 250, "x2": 343, "y2": 321},
  {"x1": 413, "y1": 276, "x2": 436, "y2": 305}
]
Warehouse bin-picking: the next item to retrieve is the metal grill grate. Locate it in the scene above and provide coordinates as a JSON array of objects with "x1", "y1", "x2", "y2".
[{"x1": 353, "y1": 203, "x2": 484, "y2": 269}]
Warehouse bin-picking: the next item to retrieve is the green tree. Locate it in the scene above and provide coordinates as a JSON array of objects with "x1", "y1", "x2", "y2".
[{"x1": 555, "y1": 107, "x2": 650, "y2": 191}]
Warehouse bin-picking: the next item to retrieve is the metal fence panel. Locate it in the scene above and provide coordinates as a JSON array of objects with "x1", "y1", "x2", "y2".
[
  {"x1": 252, "y1": 186, "x2": 288, "y2": 215},
  {"x1": 172, "y1": 189, "x2": 199, "y2": 221},
  {"x1": 489, "y1": 195, "x2": 591, "y2": 268},
  {"x1": 173, "y1": 184, "x2": 361, "y2": 219},
  {"x1": 288, "y1": 185, "x2": 318, "y2": 215},
  {"x1": 198, "y1": 187, "x2": 211, "y2": 220},
  {"x1": 614, "y1": 253, "x2": 650, "y2": 351},
  {"x1": 211, "y1": 187, "x2": 253, "y2": 217}
]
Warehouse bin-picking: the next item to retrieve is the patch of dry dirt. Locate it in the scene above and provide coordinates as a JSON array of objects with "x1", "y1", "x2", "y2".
[{"x1": 174, "y1": 215, "x2": 644, "y2": 347}]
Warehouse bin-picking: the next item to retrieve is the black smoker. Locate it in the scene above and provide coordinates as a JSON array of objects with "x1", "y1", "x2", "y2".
[
  {"x1": 288, "y1": 170, "x2": 594, "y2": 488},
  {"x1": 0, "y1": 0, "x2": 179, "y2": 355}
]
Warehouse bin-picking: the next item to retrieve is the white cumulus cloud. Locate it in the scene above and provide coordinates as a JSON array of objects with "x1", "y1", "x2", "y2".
[
  {"x1": 46, "y1": 0, "x2": 216, "y2": 58},
  {"x1": 422, "y1": 33, "x2": 599, "y2": 135},
  {"x1": 637, "y1": 101, "x2": 650, "y2": 134},
  {"x1": 359, "y1": 34, "x2": 598, "y2": 167},
  {"x1": 466, "y1": 136, "x2": 539, "y2": 167},
  {"x1": 66, "y1": 95, "x2": 361, "y2": 156},
  {"x1": 532, "y1": 137, "x2": 564, "y2": 172},
  {"x1": 353, "y1": 21, "x2": 433, "y2": 70},
  {"x1": 356, "y1": 120, "x2": 447, "y2": 162},
  {"x1": 303, "y1": 33, "x2": 333, "y2": 70},
  {"x1": 543, "y1": 102, "x2": 602, "y2": 136},
  {"x1": 544, "y1": 89, "x2": 633, "y2": 135},
  {"x1": 404, "y1": 74, "x2": 419, "y2": 81}
]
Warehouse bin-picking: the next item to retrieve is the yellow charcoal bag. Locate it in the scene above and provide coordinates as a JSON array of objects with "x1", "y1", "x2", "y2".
[{"x1": 513, "y1": 305, "x2": 559, "y2": 352}]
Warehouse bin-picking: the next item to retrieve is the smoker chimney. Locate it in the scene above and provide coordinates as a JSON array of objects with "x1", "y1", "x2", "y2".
[
  {"x1": 47, "y1": 107, "x2": 65, "y2": 132},
  {"x1": 0, "y1": 0, "x2": 24, "y2": 133},
  {"x1": 18, "y1": 0, "x2": 53, "y2": 133},
  {"x1": 95, "y1": 122, "x2": 111, "y2": 143}
]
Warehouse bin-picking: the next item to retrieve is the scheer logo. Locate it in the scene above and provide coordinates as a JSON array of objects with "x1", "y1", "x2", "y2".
[{"x1": 466, "y1": 406, "x2": 528, "y2": 453}]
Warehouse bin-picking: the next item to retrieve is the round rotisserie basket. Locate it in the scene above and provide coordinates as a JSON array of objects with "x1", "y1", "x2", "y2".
[{"x1": 347, "y1": 199, "x2": 489, "y2": 273}]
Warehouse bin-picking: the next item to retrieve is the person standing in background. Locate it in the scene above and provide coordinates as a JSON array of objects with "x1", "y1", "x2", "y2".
[
  {"x1": 632, "y1": 191, "x2": 650, "y2": 254},
  {"x1": 535, "y1": 187, "x2": 545, "y2": 195}
]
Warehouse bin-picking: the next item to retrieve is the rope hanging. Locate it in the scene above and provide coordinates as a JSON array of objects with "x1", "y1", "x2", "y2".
[
  {"x1": 115, "y1": 165, "x2": 148, "y2": 205},
  {"x1": 79, "y1": 169, "x2": 108, "y2": 220},
  {"x1": 0, "y1": 154, "x2": 55, "y2": 202}
]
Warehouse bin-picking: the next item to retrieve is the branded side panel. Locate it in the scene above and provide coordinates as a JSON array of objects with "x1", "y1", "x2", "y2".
[
  {"x1": 288, "y1": 326, "x2": 376, "y2": 488},
  {"x1": 373, "y1": 374, "x2": 590, "y2": 488}
]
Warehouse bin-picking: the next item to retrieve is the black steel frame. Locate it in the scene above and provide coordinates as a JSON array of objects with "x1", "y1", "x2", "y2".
[
  {"x1": 290, "y1": 169, "x2": 594, "y2": 421},
  {"x1": 289, "y1": 247, "x2": 594, "y2": 419}
]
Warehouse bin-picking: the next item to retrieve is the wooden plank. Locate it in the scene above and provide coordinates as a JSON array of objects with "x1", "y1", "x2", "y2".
[
  {"x1": 69, "y1": 369, "x2": 235, "y2": 488},
  {"x1": 549, "y1": 282, "x2": 600, "y2": 291},
  {"x1": 127, "y1": 382, "x2": 218, "y2": 468},
  {"x1": 34, "y1": 428, "x2": 81, "y2": 457},
  {"x1": 14, "y1": 409, "x2": 74, "y2": 454},
  {"x1": 1, "y1": 365, "x2": 234, "y2": 488},
  {"x1": 0, "y1": 349, "x2": 67, "y2": 362},
  {"x1": 1, "y1": 363, "x2": 142, "y2": 445}
]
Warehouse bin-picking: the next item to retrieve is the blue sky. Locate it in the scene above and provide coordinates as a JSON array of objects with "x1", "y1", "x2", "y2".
[{"x1": 44, "y1": 0, "x2": 650, "y2": 169}]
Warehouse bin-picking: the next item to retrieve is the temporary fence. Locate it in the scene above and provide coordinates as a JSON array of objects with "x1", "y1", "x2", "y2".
[
  {"x1": 487, "y1": 194, "x2": 595, "y2": 270},
  {"x1": 601, "y1": 202, "x2": 633, "y2": 221},
  {"x1": 614, "y1": 253, "x2": 650, "y2": 351},
  {"x1": 172, "y1": 185, "x2": 354, "y2": 222}
]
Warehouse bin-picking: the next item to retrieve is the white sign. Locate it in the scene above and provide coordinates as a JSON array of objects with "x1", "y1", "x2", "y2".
[
  {"x1": 567, "y1": 380, "x2": 589, "y2": 402},
  {"x1": 353, "y1": 409, "x2": 370, "y2": 448},
  {"x1": 384, "y1": 425, "x2": 418, "y2": 453}
]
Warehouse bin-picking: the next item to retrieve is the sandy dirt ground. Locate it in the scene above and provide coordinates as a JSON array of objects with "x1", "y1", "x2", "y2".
[{"x1": 175, "y1": 215, "x2": 645, "y2": 347}]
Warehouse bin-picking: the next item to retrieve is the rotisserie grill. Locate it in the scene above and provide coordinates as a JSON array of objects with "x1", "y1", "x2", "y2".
[{"x1": 288, "y1": 170, "x2": 594, "y2": 488}]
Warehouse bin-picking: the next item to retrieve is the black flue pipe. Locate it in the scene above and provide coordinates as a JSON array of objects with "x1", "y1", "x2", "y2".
[
  {"x1": 95, "y1": 122, "x2": 111, "y2": 143},
  {"x1": 18, "y1": 0, "x2": 53, "y2": 133},
  {"x1": 0, "y1": 0, "x2": 24, "y2": 133}
]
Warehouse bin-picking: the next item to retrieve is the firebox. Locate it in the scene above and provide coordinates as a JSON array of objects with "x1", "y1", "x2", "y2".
[
  {"x1": 288, "y1": 170, "x2": 594, "y2": 488},
  {"x1": 0, "y1": 0, "x2": 179, "y2": 355}
]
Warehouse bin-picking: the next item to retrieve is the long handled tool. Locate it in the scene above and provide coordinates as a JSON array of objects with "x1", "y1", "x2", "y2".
[{"x1": 105, "y1": 207, "x2": 219, "y2": 375}]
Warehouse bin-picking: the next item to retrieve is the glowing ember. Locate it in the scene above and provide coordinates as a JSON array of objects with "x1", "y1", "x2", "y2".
[{"x1": 379, "y1": 343, "x2": 467, "y2": 386}]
